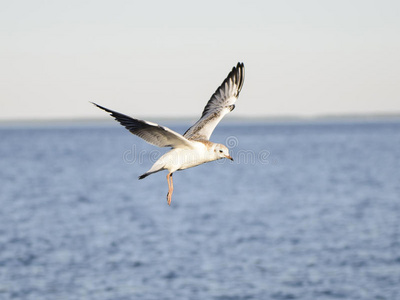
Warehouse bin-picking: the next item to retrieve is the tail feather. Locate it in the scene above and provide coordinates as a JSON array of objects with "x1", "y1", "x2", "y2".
[
  {"x1": 138, "y1": 160, "x2": 165, "y2": 180},
  {"x1": 138, "y1": 173, "x2": 150, "y2": 180},
  {"x1": 138, "y1": 169, "x2": 163, "y2": 180}
]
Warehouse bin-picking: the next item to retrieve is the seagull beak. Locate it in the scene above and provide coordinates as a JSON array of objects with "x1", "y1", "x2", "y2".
[{"x1": 226, "y1": 155, "x2": 234, "y2": 161}]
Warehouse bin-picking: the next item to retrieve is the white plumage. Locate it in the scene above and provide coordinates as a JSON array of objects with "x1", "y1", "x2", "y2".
[{"x1": 93, "y1": 62, "x2": 245, "y2": 205}]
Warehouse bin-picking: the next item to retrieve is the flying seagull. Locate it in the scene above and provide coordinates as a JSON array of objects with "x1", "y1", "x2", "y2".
[{"x1": 92, "y1": 62, "x2": 244, "y2": 205}]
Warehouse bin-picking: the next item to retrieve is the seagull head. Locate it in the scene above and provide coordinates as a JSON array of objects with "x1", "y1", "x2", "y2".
[{"x1": 214, "y1": 144, "x2": 233, "y2": 161}]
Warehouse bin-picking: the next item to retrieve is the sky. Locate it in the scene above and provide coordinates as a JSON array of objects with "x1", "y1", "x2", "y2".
[{"x1": 1, "y1": 0, "x2": 399, "y2": 120}]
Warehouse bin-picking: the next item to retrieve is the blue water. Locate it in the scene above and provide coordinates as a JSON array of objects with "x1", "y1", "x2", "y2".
[{"x1": 0, "y1": 121, "x2": 399, "y2": 300}]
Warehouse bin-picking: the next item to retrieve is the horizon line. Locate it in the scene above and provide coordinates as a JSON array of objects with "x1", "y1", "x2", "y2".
[{"x1": 1, "y1": 112, "x2": 400, "y2": 127}]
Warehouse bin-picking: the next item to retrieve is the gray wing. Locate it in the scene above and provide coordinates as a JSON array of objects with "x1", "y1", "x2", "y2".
[
  {"x1": 183, "y1": 62, "x2": 244, "y2": 141},
  {"x1": 92, "y1": 103, "x2": 195, "y2": 149}
]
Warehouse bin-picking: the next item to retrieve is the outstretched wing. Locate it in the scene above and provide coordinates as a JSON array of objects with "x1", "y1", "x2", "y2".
[
  {"x1": 92, "y1": 103, "x2": 194, "y2": 149},
  {"x1": 183, "y1": 62, "x2": 245, "y2": 141}
]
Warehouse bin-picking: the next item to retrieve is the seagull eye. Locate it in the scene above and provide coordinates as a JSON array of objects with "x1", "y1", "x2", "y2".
[{"x1": 219, "y1": 150, "x2": 223, "y2": 153}]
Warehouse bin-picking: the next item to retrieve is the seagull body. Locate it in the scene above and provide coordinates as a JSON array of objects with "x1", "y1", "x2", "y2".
[
  {"x1": 93, "y1": 62, "x2": 244, "y2": 205},
  {"x1": 140, "y1": 139, "x2": 226, "y2": 177}
]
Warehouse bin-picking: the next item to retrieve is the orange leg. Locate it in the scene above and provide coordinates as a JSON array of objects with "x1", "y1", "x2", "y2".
[{"x1": 166, "y1": 173, "x2": 174, "y2": 206}]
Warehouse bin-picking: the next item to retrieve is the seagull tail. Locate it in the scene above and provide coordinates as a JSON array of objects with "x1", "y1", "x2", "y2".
[
  {"x1": 138, "y1": 159, "x2": 166, "y2": 180},
  {"x1": 138, "y1": 169, "x2": 163, "y2": 180},
  {"x1": 138, "y1": 172, "x2": 151, "y2": 180}
]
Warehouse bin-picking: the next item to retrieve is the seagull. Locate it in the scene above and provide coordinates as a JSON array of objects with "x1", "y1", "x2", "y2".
[{"x1": 92, "y1": 62, "x2": 244, "y2": 205}]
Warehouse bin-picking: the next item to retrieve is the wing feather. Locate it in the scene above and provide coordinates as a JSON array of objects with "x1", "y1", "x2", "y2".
[
  {"x1": 184, "y1": 62, "x2": 245, "y2": 140},
  {"x1": 92, "y1": 103, "x2": 194, "y2": 149}
]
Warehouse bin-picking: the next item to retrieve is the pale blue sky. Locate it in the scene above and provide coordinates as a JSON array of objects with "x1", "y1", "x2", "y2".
[{"x1": 1, "y1": 0, "x2": 399, "y2": 120}]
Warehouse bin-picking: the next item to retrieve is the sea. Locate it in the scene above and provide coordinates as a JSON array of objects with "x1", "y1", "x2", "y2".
[{"x1": 0, "y1": 120, "x2": 399, "y2": 300}]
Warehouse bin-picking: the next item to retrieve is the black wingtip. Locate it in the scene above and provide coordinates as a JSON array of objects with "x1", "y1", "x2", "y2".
[
  {"x1": 91, "y1": 102, "x2": 112, "y2": 113},
  {"x1": 226, "y1": 62, "x2": 245, "y2": 96},
  {"x1": 235, "y1": 62, "x2": 245, "y2": 95},
  {"x1": 235, "y1": 62, "x2": 244, "y2": 72}
]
